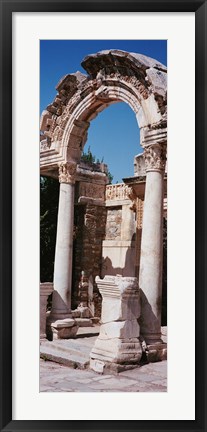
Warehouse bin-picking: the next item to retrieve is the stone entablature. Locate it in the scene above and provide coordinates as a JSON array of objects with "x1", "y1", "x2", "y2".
[
  {"x1": 78, "y1": 182, "x2": 105, "y2": 201},
  {"x1": 74, "y1": 160, "x2": 109, "y2": 205}
]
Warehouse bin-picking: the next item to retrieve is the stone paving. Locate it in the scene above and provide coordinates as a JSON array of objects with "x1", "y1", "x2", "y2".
[{"x1": 40, "y1": 358, "x2": 167, "y2": 392}]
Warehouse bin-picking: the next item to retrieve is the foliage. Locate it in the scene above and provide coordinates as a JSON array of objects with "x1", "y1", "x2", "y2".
[
  {"x1": 107, "y1": 172, "x2": 114, "y2": 185},
  {"x1": 40, "y1": 176, "x2": 59, "y2": 282},
  {"x1": 81, "y1": 146, "x2": 113, "y2": 184},
  {"x1": 81, "y1": 146, "x2": 96, "y2": 164}
]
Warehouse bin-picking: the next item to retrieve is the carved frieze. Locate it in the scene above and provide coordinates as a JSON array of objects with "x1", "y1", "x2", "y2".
[
  {"x1": 50, "y1": 72, "x2": 150, "y2": 143},
  {"x1": 143, "y1": 143, "x2": 167, "y2": 172},
  {"x1": 79, "y1": 182, "x2": 105, "y2": 200},
  {"x1": 105, "y1": 183, "x2": 131, "y2": 201},
  {"x1": 136, "y1": 198, "x2": 144, "y2": 229}
]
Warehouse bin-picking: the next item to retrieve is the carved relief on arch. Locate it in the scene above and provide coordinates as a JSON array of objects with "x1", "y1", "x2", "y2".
[
  {"x1": 41, "y1": 50, "x2": 167, "y2": 168},
  {"x1": 51, "y1": 76, "x2": 147, "y2": 145}
]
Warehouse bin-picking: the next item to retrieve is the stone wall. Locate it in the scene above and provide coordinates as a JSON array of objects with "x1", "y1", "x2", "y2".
[
  {"x1": 102, "y1": 184, "x2": 137, "y2": 279},
  {"x1": 72, "y1": 203, "x2": 107, "y2": 316},
  {"x1": 105, "y1": 208, "x2": 122, "y2": 240},
  {"x1": 104, "y1": 203, "x2": 136, "y2": 276}
]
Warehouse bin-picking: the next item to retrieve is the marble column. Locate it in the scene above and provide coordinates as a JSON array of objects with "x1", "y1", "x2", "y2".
[
  {"x1": 49, "y1": 161, "x2": 78, "y2": 339},
  {"x1": 139, "y1": 143, "x2": 167, "y2": 355}
]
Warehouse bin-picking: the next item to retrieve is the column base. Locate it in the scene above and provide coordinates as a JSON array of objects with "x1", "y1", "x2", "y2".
[
  {"x1": 144, "y1": 342, "x2": 167, "y2": 363},
  {"x1": 51, "y1": 318, "x2": 79, "y2": 340},
  {"x1": 90, "y1": 337, "x2": 142, "y2": 374},
  {"x1": 90, "y1": 358, "x2": 141, "y2": 374},
  {"x1": 46, "y1": 311, "x2": 73, "y2": 340}
]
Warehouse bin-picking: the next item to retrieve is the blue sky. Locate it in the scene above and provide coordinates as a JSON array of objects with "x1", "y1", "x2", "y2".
[{"x1": 40, "y1": 40, "x2": 167, "y2": 183}]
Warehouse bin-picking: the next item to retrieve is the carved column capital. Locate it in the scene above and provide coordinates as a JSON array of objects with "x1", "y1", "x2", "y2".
[
  {"x1": 58, "y1": 162, "x2": 77, "y2": 184},
  {"x1": 143, "y1": 143, "x2": 167, "y2": 173}
]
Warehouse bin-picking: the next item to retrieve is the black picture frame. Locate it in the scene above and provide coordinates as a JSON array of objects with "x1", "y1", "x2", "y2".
[{"x1": 0, "y1": 1, "x2": 206, "y2": 431}]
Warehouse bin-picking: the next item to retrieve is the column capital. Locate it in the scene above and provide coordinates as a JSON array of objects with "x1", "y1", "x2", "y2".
[
  {"x1": 143, "y1": 143, "x2": 167, "y2": 173},
  {"x1": 58, "y1": 161, "x2": 77, "y2": 184}
]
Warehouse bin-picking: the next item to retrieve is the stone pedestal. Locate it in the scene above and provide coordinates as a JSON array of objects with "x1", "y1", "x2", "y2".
[
  {"x1": 139, "y1": 143, "x2": 167, "y2": 358},
  {"x1": 40, "y1": 282, "x2": 53, "y2": 340},
  {"x1": 90, "y1": 276, "x2": 142, "y2": 373}
]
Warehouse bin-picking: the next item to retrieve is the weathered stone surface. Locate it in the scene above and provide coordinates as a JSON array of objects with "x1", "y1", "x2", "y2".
[
  {"x1": 90, "y1": 359, "x2": 105, "y2": 374},
  {"x1": 101, "y1": 295, "x2": 140, "y2": 323},
  {"x1": 90, "y1": 276, "x2": 142, "y2": 370},
  {"x1": 75, "y1": 318, "x2": 93, "y2": 327},
  {"x1": 51, "y1": 318, "x2": 75, "y2": 328},
  {"x1": 77, "y1": 305, "x2": 91, "y2": 318},
  {"x1": 52, "y1": 325, "x2": 78, "y2": 340},
  {"x1": 105, "y1": 208, "x2": 122, "y2": 240},
  {"x1": 90, "y1": 337, "x2": 142, "y2": 365},
  {"x1": 81, "y1": 49, "x2": 166, "y2": 76},
  {"x1": 51, "y1": 318, "x2": 78, "y2": 339},
  {"x1": 146, "y1": 342, "x2": 167, "y2": 362},
  {"x1": 101, "y1": 241, "x2": 136, "y2": 278},
  {"x1": 134, "y1": 153, "x2": 146, "y2": 176},
  {"x1": 99, "y1": 320, "x2": 139, "y2": 339},
  {"x1": 146, "y1": 68, "x2": 167, "y2": 98},
  {"x1": 72, "y1": 202, "x2": 107, "y2": 316}
]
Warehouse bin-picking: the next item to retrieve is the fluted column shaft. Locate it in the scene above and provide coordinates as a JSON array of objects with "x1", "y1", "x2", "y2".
[{"x1": 139, "y1": 143, "x2": 166, "y2": 344}]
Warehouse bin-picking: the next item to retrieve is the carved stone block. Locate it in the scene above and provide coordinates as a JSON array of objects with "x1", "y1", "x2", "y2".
[
  {"x1": 90, "y1": 276, "x2": 142, "y2": 372},
  {"x1": 51, "y1": 318, "x2": 78, "y2": 339}
]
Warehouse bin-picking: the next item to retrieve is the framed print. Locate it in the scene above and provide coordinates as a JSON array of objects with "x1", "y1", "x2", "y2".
[{"x1": 0, "y1": 0, "x2": 206, "y2": 431}]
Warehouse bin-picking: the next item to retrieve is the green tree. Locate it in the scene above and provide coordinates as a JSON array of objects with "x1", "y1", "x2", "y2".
[
  {"x1": 40, "y1": 176, "x2": 59, "y2": 282},
  {"x1": 81, "y1": 146, "x2": 113, "y2": 184},
  {"x1": 81, "y1": 146, "x2": 96, "y2": 164}
]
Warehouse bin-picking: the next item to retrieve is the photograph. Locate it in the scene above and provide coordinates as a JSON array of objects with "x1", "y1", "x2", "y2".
[
  {"x1": 1, "y1": 2, "x2": 205, "y2": 430},
  {"x1": 40, "y1": 40, "x2": 168, "y2": 392}
]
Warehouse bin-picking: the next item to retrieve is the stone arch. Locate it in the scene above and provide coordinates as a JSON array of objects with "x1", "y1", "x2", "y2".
[{"x1": 40, "y1": 49, "x2": 167, "y2": 173}]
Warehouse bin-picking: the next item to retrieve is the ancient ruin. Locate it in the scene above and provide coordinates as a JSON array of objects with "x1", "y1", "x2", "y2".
[{"x1": 40, "y1": 49, "x2": 167, "y2": 372}]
